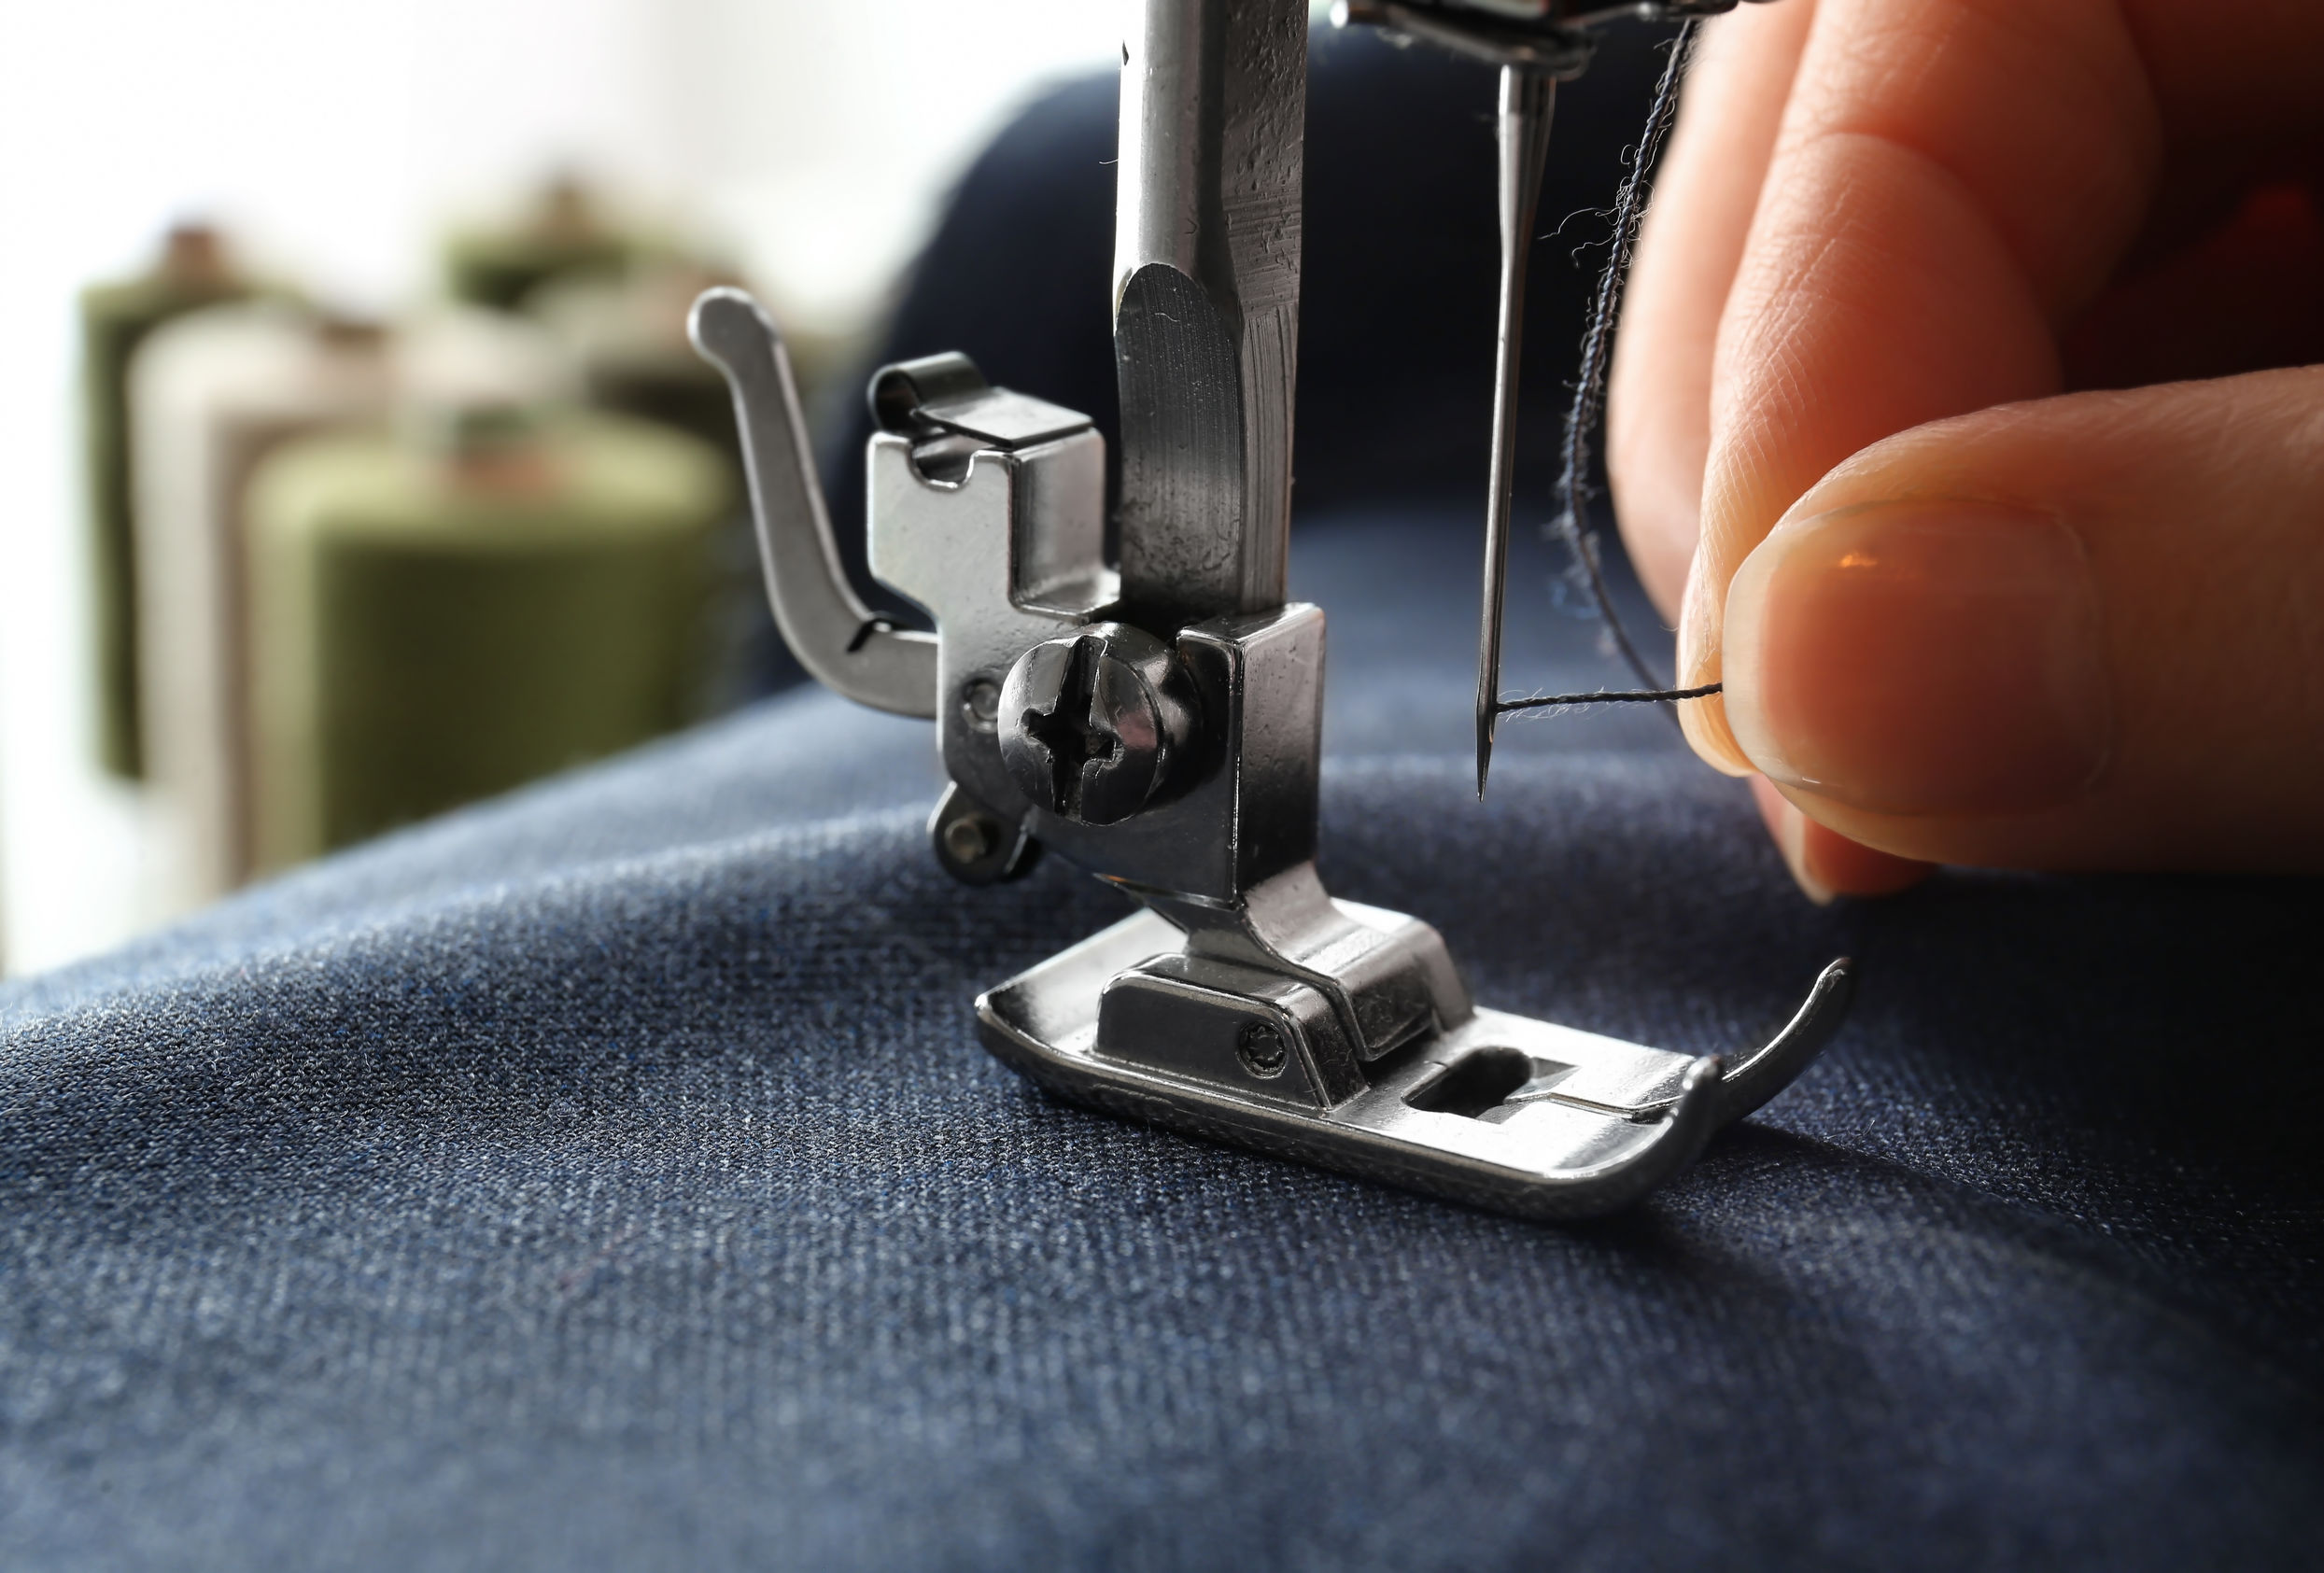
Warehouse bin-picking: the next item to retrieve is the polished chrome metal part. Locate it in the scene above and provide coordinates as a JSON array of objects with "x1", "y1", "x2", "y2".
[
  {"x1": 688, "y1": 289, "x2": 937, "y2": 718},
  {"x1": 1475, "y1": 63, "x2": 1557, "y2": 796},
  {"x1": 984, "y1": 916, "x2": 1853, "y2": 1221},
  {"x1": 1331, "y1": 0, "x2": 1595, "y2": 72},
  {"x1": 1334, "y1": 0, "x2": 1767, "y2": 71},
  {"x1": 928, "y1": 782, "x2": 1041, "y2": 887},
  {"x1": 1114, "y1": 0, "x2": 1305, "y2": 629},
  {"x1": 692, "y1": 0, "x2": 1845, "y2": 1221},
  {"x1": 996, "y1": 623, "x2": 1201, "y2": 826}
]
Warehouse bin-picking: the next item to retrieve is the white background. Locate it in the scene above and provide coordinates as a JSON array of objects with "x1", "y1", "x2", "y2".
[{"x1": 0, "y1": 0, "x2": 1180, "y2": 975}]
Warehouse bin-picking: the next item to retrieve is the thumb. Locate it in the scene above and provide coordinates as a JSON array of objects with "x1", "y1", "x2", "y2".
[{"x1": 1717, "y1": 366, "x2": 2324, "y2": 873}]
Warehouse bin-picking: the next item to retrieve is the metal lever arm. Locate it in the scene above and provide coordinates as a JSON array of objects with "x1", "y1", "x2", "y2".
[{"x1": 689, "y1": 288, "x2": 937, "y2": 719}]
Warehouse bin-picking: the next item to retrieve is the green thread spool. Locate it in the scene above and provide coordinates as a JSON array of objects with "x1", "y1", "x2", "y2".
[
  {"x1": 80, "y1": 223, "x2": 250, "y2": 777},
  {"x1": 530, "y1": 260, "x2": 771, "y2": 710},
  {"x1": 246, "y1": 407, "x2": 731, "y2": 870},
  {"x1": 530, "y1": 261, "x2": 874, "y2": 711},
  {"x1": 443, "y1": 176, "x2": 633, "y2": 313},
  {"x1": 531, "y1": 260, "x2": 750, "y2": 467},
  {"x1": 134, "y1": 303, "x2": 566, "y2": 902}
]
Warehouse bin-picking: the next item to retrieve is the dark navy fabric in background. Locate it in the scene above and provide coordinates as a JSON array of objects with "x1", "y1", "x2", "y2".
[{"x1": 5, "y1": 25, "x2": 2320, "y2": 1572}]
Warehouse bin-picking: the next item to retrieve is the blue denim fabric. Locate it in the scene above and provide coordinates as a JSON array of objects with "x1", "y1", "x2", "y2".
[
  {"x1": 9, "y1": 22, "x2": 2320, "y2": 1567},
  {"x1": 4, "y1": 514, "x2": 2318, "y2": 1571}
]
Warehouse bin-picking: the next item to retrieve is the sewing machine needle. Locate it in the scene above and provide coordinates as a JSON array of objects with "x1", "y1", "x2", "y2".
[{"x1": 1476, "y1": 64, "x2": 1557, "y2": 799}]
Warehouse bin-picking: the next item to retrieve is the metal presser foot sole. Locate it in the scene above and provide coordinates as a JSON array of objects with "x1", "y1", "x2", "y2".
[{"x1": 980, "y1": 907, "x2": 1854, "y2": 1222}]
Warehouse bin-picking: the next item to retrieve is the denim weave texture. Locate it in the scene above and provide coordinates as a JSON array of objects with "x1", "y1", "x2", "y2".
[
  {"x1": 2, "y1": 517, "x2": 2318, "y2": 1571},
  {"x1": 7, "y1": 24, "x2": 2322, "y2": 1566}
]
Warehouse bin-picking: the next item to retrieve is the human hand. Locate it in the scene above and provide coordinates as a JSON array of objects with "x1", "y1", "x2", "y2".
[{"x1": 1606, "y1": 0, "x2": 2324, "y2": 898}]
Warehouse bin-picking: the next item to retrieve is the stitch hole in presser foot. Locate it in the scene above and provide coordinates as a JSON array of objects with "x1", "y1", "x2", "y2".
[{"x1": 689, "y1": 0, "x2": 1849, "y2": 1222}]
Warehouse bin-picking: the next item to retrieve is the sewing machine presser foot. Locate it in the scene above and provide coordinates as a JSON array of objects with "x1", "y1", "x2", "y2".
[
  {"x1": 983, "y1": 907, "x2": 1852, "y2": 1220},
  {"x1": 693, "y1": 285, "x2": 1851, "y2": 1218}
]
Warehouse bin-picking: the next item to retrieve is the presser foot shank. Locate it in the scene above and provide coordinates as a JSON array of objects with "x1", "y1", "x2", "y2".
[{"x1": 979, "y1": 906, "x2": 1853, "y2": 1222}]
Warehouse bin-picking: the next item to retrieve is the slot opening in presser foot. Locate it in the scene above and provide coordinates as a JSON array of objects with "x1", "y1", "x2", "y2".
[{"x1": 1401, "y1": 1045, "x2": 1568, "y2": 1123}]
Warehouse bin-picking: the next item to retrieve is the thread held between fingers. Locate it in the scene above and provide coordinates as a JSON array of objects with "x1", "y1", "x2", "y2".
[{"x1": 1725, "y1": 501, "x2": 2113, "y2": 815}]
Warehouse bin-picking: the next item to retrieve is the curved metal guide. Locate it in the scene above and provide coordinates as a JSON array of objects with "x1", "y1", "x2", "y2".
[
  {"x1": 980, "y1": 906, "x2": 1852, "y2": 1222},
  {"x1": 688, "y1": 288, "x2": 937, "y2": 718}
]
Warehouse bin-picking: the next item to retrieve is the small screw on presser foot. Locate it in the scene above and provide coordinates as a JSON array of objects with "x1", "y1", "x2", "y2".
[{"x1": 695, "y1": 0, "x2": 1838, "y2": 1222}]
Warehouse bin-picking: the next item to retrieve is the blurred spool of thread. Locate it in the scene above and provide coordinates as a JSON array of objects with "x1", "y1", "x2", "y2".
[
  {"x1": 530, "y1": 260, "x2": 868, "y2": 706},
  {"x1": 246, "y1": 406, "x2": 731, "y2": 871},
  {"x1": 443, "y1": 176, "x2": 633, "y2": 313},
  {"x1": 133, "y1": 302, "x2": 569, "y2": 905},
  {"x1": 530, "y1": 259, "x2": 746, "y2": 467},
  {"x1": 532, "y1": 261, "x2": 866, "y2": 454},
  {"x1": 531, "y1": 261, "x2": 766, "y2": 710},
  {"x1": 80, "y1": 223, "x2": 252, "y2": 777}
]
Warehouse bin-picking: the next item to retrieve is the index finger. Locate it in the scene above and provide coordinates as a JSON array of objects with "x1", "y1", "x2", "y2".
[{"x1": 1672, "y1": 0, "x2": 2323, "y2": 773}]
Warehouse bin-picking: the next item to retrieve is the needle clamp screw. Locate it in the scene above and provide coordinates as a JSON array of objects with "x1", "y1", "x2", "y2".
[{"x1": 997, "y1": 624, "x2": 1198, "y2": 826}]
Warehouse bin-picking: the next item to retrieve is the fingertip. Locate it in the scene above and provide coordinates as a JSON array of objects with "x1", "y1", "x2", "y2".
[
  {"x1": 1677, "y1": 578, "x2": 1755, "y2": 776},
  {"x1": 1724, "y1": 499, "x2": 2112, "y2": 817},
  {"x1": 1681, "y1": 693, "x2": 1757, "y2": 778},
  {"x1": 1750, "y1": 775, "x2": 1934, "y2": 903},
  {"x1": 1750, "y1": 774, "x2": 1835, "y2": 904},
  {"x1": 1799, "y1": 813, "x2": 1936, "y2": 898},
  {"x1": 1606, "y1": 0, "x2": 1819, "y2": 624}
]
